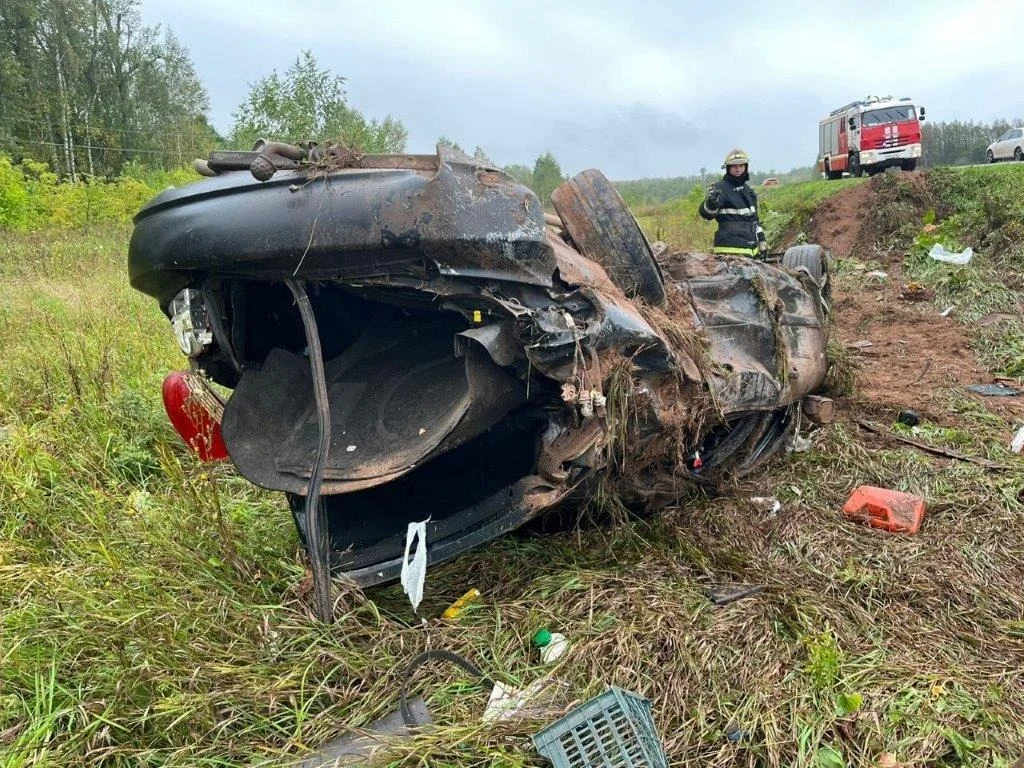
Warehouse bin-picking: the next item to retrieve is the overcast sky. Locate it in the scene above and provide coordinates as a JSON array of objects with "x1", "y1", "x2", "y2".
[{"x1": 141, "y1": 0, "x2": 1024, "y2": 179}]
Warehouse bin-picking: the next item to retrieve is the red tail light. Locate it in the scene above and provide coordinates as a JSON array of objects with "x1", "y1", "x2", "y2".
[{"x1": 161, "y1": 371, "x2": 229, "y2": 462}]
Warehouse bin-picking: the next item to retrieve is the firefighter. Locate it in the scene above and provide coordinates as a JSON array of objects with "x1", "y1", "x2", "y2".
[{"x1": 698, "y1": 148, "x2": 769, "y2": 259}]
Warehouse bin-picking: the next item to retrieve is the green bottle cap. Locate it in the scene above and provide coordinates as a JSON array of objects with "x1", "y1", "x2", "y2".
[{"x1": 532, "y1": 628, "x2": 552, "y2": 647}]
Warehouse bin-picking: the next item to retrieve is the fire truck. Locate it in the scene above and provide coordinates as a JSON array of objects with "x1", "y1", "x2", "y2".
[{"x1": 818, "y1": 96, "x2": 926, "y2": 179}]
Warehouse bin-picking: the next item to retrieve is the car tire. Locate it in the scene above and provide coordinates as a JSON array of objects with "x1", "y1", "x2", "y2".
[
  {"x1": 551, "y1": 169, "x2": 667, "y2": 306},
  {"x1": 783, "y1": 243, "x2": 831, "y2": 302},
  {"x1": 849, "y1": 154, "x2": 862, "y2": 177},
  {"x1": 1015, "y1": 147, "x2": 1023, "y2": 162},
  {"x1": 987, "y1": 149, "x2": 995, "y2": 163},
  {"x1": 783, "y1": 243, "x2": 826, "y2": 280}
]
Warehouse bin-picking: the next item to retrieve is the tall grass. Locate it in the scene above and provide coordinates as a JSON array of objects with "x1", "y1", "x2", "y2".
[
  {"x1": 2, "y1": 168, "x2": 1024, "y2": 765},
  {"x1": 0, "y1": 157, "x2": 198, "y2": 231},
  {"x1": 636, "y1": 177, "x2": 865, "y2": 252}
]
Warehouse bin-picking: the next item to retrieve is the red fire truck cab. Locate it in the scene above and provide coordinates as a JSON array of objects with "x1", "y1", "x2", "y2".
[{"x1": 818, "y1": 96, "x2": 925, "y2": 179}]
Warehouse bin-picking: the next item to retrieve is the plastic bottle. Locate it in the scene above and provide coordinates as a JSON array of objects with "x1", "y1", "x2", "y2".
[
  {"x1": 441, "y1": 588, "x2": 481, "y2": 620},
  {"x1": 532, "y1": 628, "x2": 569, "y2": 663}
]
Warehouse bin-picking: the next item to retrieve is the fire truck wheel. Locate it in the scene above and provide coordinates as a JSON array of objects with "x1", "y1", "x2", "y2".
[
  {"x1": 902, "y1": 159, "x2": 918, "y2": 171},
  {"x1": 551, "y1": 169, "x2": 667, "y2": 307},
  {"x1": 848, "y1": 154, "x2": 862, "y2": 177}
]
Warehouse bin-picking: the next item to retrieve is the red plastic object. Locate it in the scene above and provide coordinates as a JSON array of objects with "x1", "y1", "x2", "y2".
[
  {"x1": 161, "y1": 371, "x2": 229, "y2": 462},
  {"x1": 842, "y1": 486, "x2": 925, "y2": 534}
]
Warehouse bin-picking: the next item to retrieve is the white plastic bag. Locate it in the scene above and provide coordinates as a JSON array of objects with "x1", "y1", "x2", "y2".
[
  {"x1": 1011, "y1": 425, "x2": 1024, "y2": 454},
  {"x1": 928, "y1": 243, "x2": 973, "y2": 265},
  {"x1": 400, "y1": 519, "x2": 429, "y2": 612}
]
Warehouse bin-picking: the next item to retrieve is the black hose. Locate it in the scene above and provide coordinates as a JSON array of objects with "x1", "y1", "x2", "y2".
[
  {"x1": 399, "y1": 650, "x2": 492, "y2": 727},
  {"x1": 285, "y1": 279, "x2": 334, "y2": 624}
]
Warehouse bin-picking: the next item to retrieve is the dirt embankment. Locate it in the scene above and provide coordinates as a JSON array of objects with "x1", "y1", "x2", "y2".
[{"x1": 800, "y1": 176, "x2": 1024, "y2": 425}]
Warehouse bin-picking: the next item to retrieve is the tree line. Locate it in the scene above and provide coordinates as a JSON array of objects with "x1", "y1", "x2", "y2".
[
  {"x1": 0, "y1": 0, "x2": 218, "y2": 178},
  {"x1": 0, "y1": 2, "x2": 407, "y2": 179},
  {"x1": 922, "y1": 119, "x2": 1024, "y2": 167},
  {"x1": 615, "y1": 166, "x2": 818, "y2": 207},
  {"x1": 9, "y1": 3, "x2": 1012, "y2": 195}
]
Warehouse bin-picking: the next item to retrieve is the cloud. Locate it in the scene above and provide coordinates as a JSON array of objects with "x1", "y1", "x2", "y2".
[
  {"x1": 140, "y1": 0, "x2": 1024, "y2": 178},
  {"x1": 547, "y1": 103, "x2": 708, "y2": 178}
]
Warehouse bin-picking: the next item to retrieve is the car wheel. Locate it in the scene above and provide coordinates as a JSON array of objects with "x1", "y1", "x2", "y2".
[
  {"x1": 1015, "y1": 147, "x2": 1023, "y2": 162},
  {"x1": 987, "y1": 149, "x2": 995, "y2": 163},
  {"x1": 783, "y1": 243, "x2": 831, "y2": 301},
  {"x1": 551, "y1": 169, "x2": 667, "y2": 306},
  {"x1": 849, "y1": 154, "x2": 862, "y2": 177}
]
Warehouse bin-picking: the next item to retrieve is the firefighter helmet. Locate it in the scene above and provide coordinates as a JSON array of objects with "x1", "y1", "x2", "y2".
[{"x1": 722, "y1": 148, "x2": 750, "y2": 168}]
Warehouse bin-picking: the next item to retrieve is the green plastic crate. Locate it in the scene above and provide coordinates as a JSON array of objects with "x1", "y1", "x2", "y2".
[{"x1": 531, "y1": 686, "x2": 668, "y2": 768}]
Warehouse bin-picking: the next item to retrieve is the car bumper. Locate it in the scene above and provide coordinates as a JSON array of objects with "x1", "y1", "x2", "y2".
[{"x1": 859, "y1": 144, "x2": 921, "y2": 166}]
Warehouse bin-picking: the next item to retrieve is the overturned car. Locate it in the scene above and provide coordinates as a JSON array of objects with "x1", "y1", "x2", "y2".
[{"x1": 129, "y1": 142, "x2": 831, "y2": 615}]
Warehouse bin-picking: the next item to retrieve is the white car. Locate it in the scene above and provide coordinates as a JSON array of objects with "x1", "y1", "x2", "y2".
[{"x1": 986, "y1": 127, "x2": 1024, "y2": 163}]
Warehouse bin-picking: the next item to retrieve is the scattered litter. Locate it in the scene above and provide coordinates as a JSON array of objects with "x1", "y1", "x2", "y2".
[
  {"x1": 750, "y1": 496, "x2": 782, "y2": 516},
  {"x1": 967, "y1": 383, "x2": 1022, "y2": 397},
  {"x1": 900, "y1": 282, "x2": 934, "y2": 301},
  {"x1": 913, "y1": 359, "x2": 932, "y2": 384},
  {"x1": 441, "y1": 587, "x2": 481, "y2": 620},
  {"x1": 485, "y1": 680, "x2": 539, "y2": 723},
  {"x1": 842, "y1": 486, "x2": 926, "y2": 534},
  {"x1": 346, "y1": 445, "x2": 356, "y2": 452},
  {"x1": 865, "y1": 270, "x2": 888, "y2": 279},
  {"x1": 855, "y1": 419, "x2": 1008, "y2": 470},
  {"x1": 532, "y1": 686, "x2": 669, "y2": 768},
  {"x1": 786, "y1": 408, "x2": 812, "y2": 453},
  {"x1": 928, "y1": 243, "x2": 973, "y2": 265},
  {"x1": 484, "y1": 677, "x2": 569, "y2": 723},
  {"x1": 939, "y1": 305, "x2": 955, "y2": 317},
  {"x1": 400, "y1": 519, "x2": 429, "y2": 612},
  {"x1": 298, "y1": 696, "x2": 432, "y2": 767},
  {"x1": 896, "y1": 409, "x2": 920, "y2": 427},
  {"x1": 803, "y1": 395, "x2": 836, "y2": 424},
  {"x1": 787, "y1": 433, "x2": 812, "y2": 453},
  {"x1": 418, "y1": 427, "x2": 426, "y2": 435},
  {"x1": 978, "y1": 312, "x2": 1018, "y2": 327},
  {"x1": 703, "y1": 583, "x2": 764, "y2": 606},
  {"x1": 848, "y1": 340, "x2": 874, "y2": 349},
  {"x1": 1011, "y1": 426, "x2": 1024, "y2": 454},
  {"x1": 533, "y1": 629, "x2": 569, "y2": 664},
  {"x1": 301, "y1": 649, "x2": 500, "y2": 766},
  {"x1": 726, "y1": 723, "x2": 751, "y2": 743}
]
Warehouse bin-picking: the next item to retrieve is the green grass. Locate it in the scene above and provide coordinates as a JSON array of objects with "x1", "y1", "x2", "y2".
[
  {"x1": 893, "y1": 165, "x2": 1024, "y2": 380},
  {"x1": 636, "y1": 177, "x2": 866, "y2": 252},
  {"x1": 2, "y1": 223, "x2": 1024, "y2": 766}
]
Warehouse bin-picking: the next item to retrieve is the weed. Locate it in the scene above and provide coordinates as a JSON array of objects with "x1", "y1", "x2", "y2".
[{"x1": 2, "y1": 210, "x2": 1023, "y2": 766}]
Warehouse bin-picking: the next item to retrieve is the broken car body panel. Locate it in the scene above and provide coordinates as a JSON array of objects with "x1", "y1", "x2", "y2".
[{"x1": 129, "y1": 144, "x2": 829, "y2": 587}]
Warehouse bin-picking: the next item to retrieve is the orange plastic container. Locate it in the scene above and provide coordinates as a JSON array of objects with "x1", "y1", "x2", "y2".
[{"x1": 842, "y1": 486, "x2": 925, "y2": 534}]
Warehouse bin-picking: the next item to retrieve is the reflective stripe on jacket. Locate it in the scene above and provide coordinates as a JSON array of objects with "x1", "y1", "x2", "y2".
[{"x1": 698, "y1": 176, "x2": 767, "y2": 255}]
